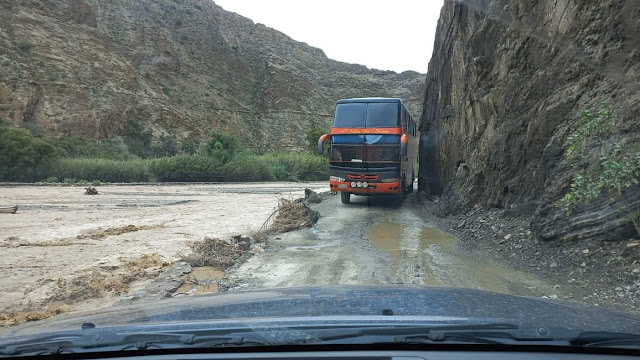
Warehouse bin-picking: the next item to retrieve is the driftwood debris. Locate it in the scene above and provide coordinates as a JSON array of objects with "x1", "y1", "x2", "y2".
[
  {"x1": 84, "y1": 187, "x2": 99, "y2": 195},
  {"x1": 0, "y1": 205, "x2": 18, "y2": 214}
]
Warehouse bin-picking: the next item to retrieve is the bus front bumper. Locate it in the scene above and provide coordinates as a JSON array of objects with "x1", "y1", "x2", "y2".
[{"x1": 329, "y1": 180, "x2": 401, "y2": 194}]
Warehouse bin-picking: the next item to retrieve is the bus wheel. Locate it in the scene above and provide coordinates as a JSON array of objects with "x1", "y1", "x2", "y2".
[{"x1": 341, "y1": 192, "x2": 351, "y2": 204}]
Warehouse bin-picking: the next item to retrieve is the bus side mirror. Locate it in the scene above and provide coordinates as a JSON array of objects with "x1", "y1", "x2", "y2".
[
  {"x1": 400, "y1": 134, "x2": 408, "y2": 157},
  {"x1": 318, "y1": 134, "x2": 330, "y2": 155}
]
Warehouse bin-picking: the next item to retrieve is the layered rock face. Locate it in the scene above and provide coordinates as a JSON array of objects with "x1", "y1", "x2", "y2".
[
  {"x1": 419, "y1": 0, "x2": 640, "y2": 242},
  {"x1": 0, "y1": 0, "x2": 424, "y2": 149}
]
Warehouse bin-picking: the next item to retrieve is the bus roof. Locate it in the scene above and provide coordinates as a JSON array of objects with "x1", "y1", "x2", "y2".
[{"x1": 336, "y1": 98, "x2": 403, "y2": 105}]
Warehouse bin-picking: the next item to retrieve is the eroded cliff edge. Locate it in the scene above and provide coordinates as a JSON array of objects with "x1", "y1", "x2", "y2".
[{"x1": 419, "y1": 0, "x2": 640, "y2": 242}]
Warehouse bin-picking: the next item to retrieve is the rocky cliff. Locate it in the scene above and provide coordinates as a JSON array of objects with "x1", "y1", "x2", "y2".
[
  {"x1": 419, "y1": 0, "x2": 640, "y2": 242},
  {"x1": 0, "y1": 0, "x2": 424, "y2": 149}
]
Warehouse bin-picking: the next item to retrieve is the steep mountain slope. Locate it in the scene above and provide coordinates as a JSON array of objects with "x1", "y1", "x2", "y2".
[
  {"x1": 0, "y1": 0, "x2": 424, "y2": 149},
  {"x1": 419, "y1": 0, "x2": 640, "y2": 242}
]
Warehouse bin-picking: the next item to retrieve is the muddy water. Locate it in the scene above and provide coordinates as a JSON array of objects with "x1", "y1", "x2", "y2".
[
  {"x1": 177, "y1": 267, "x2": 225, "y2": 294},
  {"x1": 367, "y1": 221, "x2": 547, "y2": 295}
]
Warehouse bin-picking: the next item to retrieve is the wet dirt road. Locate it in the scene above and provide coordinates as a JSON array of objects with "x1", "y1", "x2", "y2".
[{"x1": 223, "y1": 193, "x2": 561, "y2": 298}]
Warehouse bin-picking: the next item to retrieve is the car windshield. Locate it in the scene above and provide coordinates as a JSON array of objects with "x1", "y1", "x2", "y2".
[{"x1": 1, "y1": 0, "x2": 640, "y2": 356}]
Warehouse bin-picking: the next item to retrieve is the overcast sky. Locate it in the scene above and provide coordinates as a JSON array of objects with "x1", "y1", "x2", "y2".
[{"x1": 212, "y1": 0, "x2": 443, "y2": 73}]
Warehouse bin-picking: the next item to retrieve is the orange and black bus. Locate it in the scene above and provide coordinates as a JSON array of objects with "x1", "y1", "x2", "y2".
[{"x1": 318, "y1": 98, "x2": 418, "y2": 204}]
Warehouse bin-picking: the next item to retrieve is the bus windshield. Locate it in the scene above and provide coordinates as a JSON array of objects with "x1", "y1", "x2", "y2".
[
  {"x1": 333, "y1": 102, "x2": 400, "y2": 128},
  {"x1": 330, "y1": 134, "x2": 400, "y2": 163}
]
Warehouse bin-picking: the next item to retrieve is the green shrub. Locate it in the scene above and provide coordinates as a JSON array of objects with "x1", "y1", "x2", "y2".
[
  {"x1": 201, "y1": 130, "x2": 241, "y2": 162},
  {"x1": 50, "y1": 136, "x2": 127, "y2": 159},
  {"x1": 219, "y1": 154, "x2": 275, "y2": 182},
  {"x1": 149, "y1": 154, "x2": 223, "y2": 182},
  {"x1": 45, "y1": 176, "x2": 59, "y2": 183},
  {"x1": 269, "y1": 164, "x2": 289, "y2": 181},
  {"x1": 261, "y1": 152, "x2": 328, "y2": 181},
  {"x1": 77, "y1": 179, "x2": 89, "y2": 184},
  {"x1": 0, "y1": 124, "x2": 57, "y2": 181},
  {"x1": 91, "y1": 179, "x2": 102, "y2": 186},
  {"x1": 46, "y1": 158, "x2": 151, "y2": 183},
  {"x1": 179, "y1": 139, "x2": 197, "y2": 154},
  {"x1": 123, "y1": 119, "x2": 155, "y2": 158},
  {"x1": 16, "y1": 40, "x2": 34, "y2": 52},
  {"x1": 63, "y1": 177, "x2": 76, "y2": 184},
  {"x1": 306, "y1": 126, "x2": 330, "y2": 154},
  {"x1": 559, "y1": 102, "x2": 640, "y2": 236},
  {"x1": 160, "y1": 134, "x2": 178, "y2": 156}
]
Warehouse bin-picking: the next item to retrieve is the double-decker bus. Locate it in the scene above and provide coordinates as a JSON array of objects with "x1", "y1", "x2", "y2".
[{"x1": 318, "y1": 98, "x2": 418, "y2": 204}]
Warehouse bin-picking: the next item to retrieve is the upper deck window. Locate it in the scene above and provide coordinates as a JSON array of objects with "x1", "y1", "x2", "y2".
[
  {"x1": 333, "y1": 102, "x2": 400, "y2": 128},
  {"x1": 333, "y1": 103, "x2": 366, "y2": 127},
  {"x1": 366, "y1": 102, "x2": 399, "y2": 127}
]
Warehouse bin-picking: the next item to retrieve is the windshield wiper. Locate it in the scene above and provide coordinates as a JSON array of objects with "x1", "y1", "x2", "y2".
[
  {"x1": 395, "y1": 328, "x2": 640, "y2": 349},
  {"x1": 279, "y1": 323, "x2": 640, "y2": 348},
  {"x1": 569, "y1": 331, "x2": 640, "y2": 349},
  {"x1": 0, "y1": 331, "x2": 270, "y2": 357},
  {"x1": 394, "y1": 328, "x2": 555, "y2": 345},
  {"x1": 298, "y1": 322, "x2": 560, "y2": 346}
]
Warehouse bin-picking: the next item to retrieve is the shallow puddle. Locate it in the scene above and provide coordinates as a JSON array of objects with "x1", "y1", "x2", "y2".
[
  {"x1": 366, "y1": 221, "x2": 550, "y2": 295},
  {"x1": 177, "y1": 266, "x2": 224, "y2": 295}
]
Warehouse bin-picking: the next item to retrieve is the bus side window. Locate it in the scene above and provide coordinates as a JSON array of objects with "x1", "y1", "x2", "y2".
[
  {"x1": 402, "y1": 109, "x2": 406, "y2": 131},
  {"x1": 402, "y1": 109, "x2": 407, "y2": 133}
]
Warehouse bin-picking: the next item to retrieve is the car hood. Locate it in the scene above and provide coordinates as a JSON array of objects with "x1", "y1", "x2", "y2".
[{"x1": 2, "y1": 285, "x2": 639, "y2": 337}]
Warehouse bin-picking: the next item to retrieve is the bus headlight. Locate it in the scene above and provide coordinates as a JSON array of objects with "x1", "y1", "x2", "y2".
[
  {"x1": 330, "y1": 176, "x2": 346, "y2": 182},
  {"x1": 350, "y1": 182, "x2": 357, "y2": 188},
  {"x1": 362, "y1": 182, "x2": 368, "y2": 188},
  {"x1": 381, "y1": 178, "x2": 401, "y2": 183}
]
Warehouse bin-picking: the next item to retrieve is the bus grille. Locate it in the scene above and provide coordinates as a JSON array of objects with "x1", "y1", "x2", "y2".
[{"x1": 348, "y1": 174, "x2": 379, "y2": 181}]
